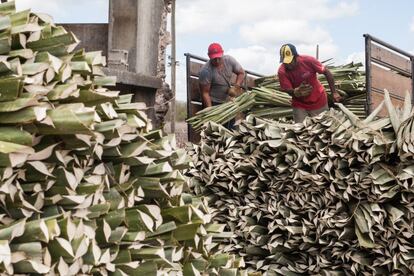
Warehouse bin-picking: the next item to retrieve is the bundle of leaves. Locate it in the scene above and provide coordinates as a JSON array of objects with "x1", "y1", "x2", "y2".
[
  {"x1": 188, "y1": 90, "x2": 414, "y2": 275},
  {"x1": 0, "y1": 2, "x2": 247, "y2": 275}
]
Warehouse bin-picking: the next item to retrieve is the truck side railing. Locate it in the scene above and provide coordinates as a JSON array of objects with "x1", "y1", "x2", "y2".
[{"x1": 364, "y1": 34, "x2": 414, "y2": 116}]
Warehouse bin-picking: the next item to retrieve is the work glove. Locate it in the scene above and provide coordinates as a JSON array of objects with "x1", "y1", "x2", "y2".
[
  {"x1": 227, "y1": 85, "x2": 243, "y2": 97},
  {"x1": 293, "y1": 83, "x2": 312, "y2": 98}
]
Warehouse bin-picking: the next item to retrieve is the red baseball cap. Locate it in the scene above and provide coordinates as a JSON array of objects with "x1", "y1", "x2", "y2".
[{"x1": 208, "y1": 43, "x2": 224, "y2": 59}]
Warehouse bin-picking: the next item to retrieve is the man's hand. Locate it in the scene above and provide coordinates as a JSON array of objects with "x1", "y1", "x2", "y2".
[
  {"x1": 332, "y1": 92, "x2": 342, "y2": 102},
  {"x1": 227, "y1": 85, "x2": 243, "y2": 97},
  {"x1": 293, "y1": 83, "x2": 312, "y2": 98}
]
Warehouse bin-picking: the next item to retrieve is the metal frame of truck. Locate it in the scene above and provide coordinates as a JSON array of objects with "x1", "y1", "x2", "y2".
[{"x1": 365, "y1": 34, "x2": 414, "y2": 116}]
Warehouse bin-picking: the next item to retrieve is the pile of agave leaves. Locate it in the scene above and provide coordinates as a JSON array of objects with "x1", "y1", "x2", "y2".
[
  {"x1": 188, "y1": 89, "x2": 414, "y2": 275},
  {"x1": 0, "y1": 2, "x2": 250, "y2": 275}
]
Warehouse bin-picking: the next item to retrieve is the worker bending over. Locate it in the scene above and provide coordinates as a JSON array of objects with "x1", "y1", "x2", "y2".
[
  {"x1": 199, "y1": 43, "x2": 245, "y2": 128},
  {"x1": 277, "y1": 43, "x2": 342, "y2": 123}
]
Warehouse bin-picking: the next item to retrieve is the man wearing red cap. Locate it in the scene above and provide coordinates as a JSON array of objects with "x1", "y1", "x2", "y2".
[
  {"x1": 199, "y1": 43, "x2": 245, "y2": 110},
  {"x1": 277, "y1": 43, "x2": 342, "y2": 123}
]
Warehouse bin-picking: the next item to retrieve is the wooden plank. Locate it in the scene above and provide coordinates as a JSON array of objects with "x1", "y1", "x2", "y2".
[
  {"x1": 188, "y1": 101, "x2": 203, "y2": 118},
  {"x1": 190, "y1": 61, "x2": 205, "y2": 77},
  {"x1": 371, "y1": 65, "x2": 412, "y2": 98},
  {"x1": 188, "y1": 102, "x2": 202, "y2": 143},
  {"x1": 371, "y1": 43, "x2": 411, "y2": 73},
  {"x1": 189, "y1": 77, "x2": 202, "y2": 102},
  {"x1": 370, "y1": 90, "x2": 405, "y2": 117}
]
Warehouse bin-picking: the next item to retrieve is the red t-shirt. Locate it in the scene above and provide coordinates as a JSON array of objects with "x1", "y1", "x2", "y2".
[{"x1": 278, "y1": 55, "x2": 327, "y2": 110}]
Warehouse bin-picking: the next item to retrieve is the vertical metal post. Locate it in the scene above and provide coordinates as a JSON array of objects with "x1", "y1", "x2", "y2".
[
  {"x1": 185, "y1": 54, "x2": 191, "y2": 142},
  {"x1": 316, "y1": 44, "x2": 319, "y2": 60},
  {"x1": 364, "y1": 34, "x2": 372, "y2": 115},
  {"x1": 170, "y1": 0, "x2": 176, "y2": 133}
]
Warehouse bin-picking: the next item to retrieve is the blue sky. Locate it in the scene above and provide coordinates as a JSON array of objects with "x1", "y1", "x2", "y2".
[{"x1": 15, "y1": 0, "x2": 414, "y2": 101}]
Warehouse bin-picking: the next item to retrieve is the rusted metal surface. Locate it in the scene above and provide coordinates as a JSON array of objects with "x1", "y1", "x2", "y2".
[{"x1": 364, "y1": 34, "x2": 414, "y2": 116}]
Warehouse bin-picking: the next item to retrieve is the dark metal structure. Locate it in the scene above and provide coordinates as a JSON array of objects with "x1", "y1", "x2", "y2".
[
  {"x1": 185, "y1": 53, "x2": 263, "y2": 143},
  {"x1": 364, "y1": 34, "x2": 414, "y2": 116}
]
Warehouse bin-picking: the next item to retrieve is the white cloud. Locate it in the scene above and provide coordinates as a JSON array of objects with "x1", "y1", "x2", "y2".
[
  {"x1": 177, "y1": 0, "x2": 359, "y2": 35},
  {"x1": 240, "y1": 19, "x2": 331, "y2": 46},
  {"x1": 176, "y1": 0, "x2": 357, "y2": 75},
  {"x1": 227, "y1": 46, "x2": 278, "y2": 75},
  {"x1": 345, "y1": 51, "x2": 365, "y2": 64}
]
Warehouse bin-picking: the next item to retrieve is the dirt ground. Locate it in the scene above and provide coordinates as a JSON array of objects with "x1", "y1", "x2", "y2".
[{"x1": 164, "y1": 121, "x2": 188, "y2": 148}]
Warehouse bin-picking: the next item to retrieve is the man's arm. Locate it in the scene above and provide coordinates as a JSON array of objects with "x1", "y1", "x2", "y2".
[
  {"x1": 200, "y1": 83, "x2": 212, "y2": 107},
  {"x1": 234, "y1": 68, "x2": 245, "y2": 88},
  {"x1": 323, "y1": 68, "x2": 341, "y2": 102}
]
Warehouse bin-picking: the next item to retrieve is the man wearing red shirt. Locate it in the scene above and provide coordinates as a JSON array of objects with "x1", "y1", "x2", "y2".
[{"x1": 277, "y1": 44, "x2": 342, "y2": 123}]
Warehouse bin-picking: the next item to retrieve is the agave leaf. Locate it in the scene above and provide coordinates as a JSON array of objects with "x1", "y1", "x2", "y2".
[
  {"x1": 27, "y1": 143, "x2": 59, "y2": 161},
  {"x1": 82, "y1": 240, "x2": 101, "y2": 266},
  {"x1": 173, "y1": 223, "x2": 201, "y2": 241},
  {"x1": 94, "y1": 76, "x2": 116, "y2": 86},
  {"x1": 0, "y1": 37, "x2": 11, "y2": 55},
  {"x1": 0, "y1": 60, "x2": 11, "y2": 74},
  {"x1": 70, "y1": 61, "x2": 91, "y2": 74},
  {"x1": 0, "y1": 97, "x2": 38, "y2": 112},
  {"x1": 402, "y1": 90, "x2": 412, "y2": 122},
  {"x1": 125, "y1": 209, "x2": 154, "y2": 232},
  {"x1": 0, "y1": 14, "x2": 10, "y2": 31},
  {"x1": 0, "y1": 1, "x2": 15, "y2": 15},
  {"x1": 0, "y1": 127, "x2": 31, "y2": 145},
  {"x1": 9, "y1": 48, "x2": 33, "y2": 59},
  {"x1": 47, "y1": 83, "x2": 79, "y2": 100},
  {"x1": 35, "y1": 13, "x2": 53, "y2": 24},
  {"x1": 36, "y1": 52, "x2": 63, "y2": 73},
  {"x1": 0, "y1": 219, "x2": 26, "y2": 240},
  {"x1": 0, "y1": 240, "x2": 11, "y2": 267},
  {"x1": 35, "y1": 108, "x2": 95, "y2": 135},
  {"x1": 0, "y1": 106, "x2": 46, "y2": 124},
  {"x1": 21, "y1": 62, "x2": 49, "y2": 75},
  {"x1": 11, "y1": 23, "x2": 43, "y2": 34},
  {"x1": 217, "y1": 268, "x2": 238, "y2": 276},
  {"x1": 10, "y1": 242, "x2": 43, "y2": 261},
  {"x1": 26, "y1": 32, "x2": 77, "y2": 51},
  {"x1": 384, "y1": 89, "x2": 400, "y2": 133},
  {"x1": 183, "y1": 263, "x2": 201, "y2": 276},
  {"x1": 116, "y1": 261, "x2": 157, "y2": 275},
  {"x1": 69, "y1": 89, "x2": 119, "y2": 105},
  {"x1": 10, "y1": 9, "x2": 29, "y2": 26},
  {"x1": 13, "y1": 260, "x2": 50, "y2": 274},
  {"x1": 146, "y1": 221, "x2": 177, "y2": 238},
  {"x1": 84, "y1": 51, "x2": 105, "y2": 66},
  {"x1": 48, "y1": 237, "x2": 75, "y2": 262},
  {"x1": 363, "y1": 100, "x2": 384, "y2": 124},
  {"x1": 15, "y1": 219, "x2": 51, "y2": 243}
]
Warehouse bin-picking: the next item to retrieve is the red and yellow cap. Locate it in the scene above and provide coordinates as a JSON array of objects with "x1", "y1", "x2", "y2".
[{"x1": 280, "y1": 43, "x2": 298, "y2": 64}]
